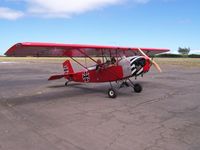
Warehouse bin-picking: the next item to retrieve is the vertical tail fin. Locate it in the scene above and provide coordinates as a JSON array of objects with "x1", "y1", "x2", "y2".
[{"x1": 63, "y1": 60, "x2": 74, "y2": 74}]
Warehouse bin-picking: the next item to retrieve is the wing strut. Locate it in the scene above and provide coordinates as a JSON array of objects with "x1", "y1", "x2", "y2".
[
  {"x1": 70, "y1": 57, "x2": 88, "y2": 70},
  {"x1": 77, "y1": 49, "x2": 98, "y2": 64}
]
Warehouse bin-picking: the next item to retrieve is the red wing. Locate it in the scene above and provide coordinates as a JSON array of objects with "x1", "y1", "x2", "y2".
[{"x1": 5, "y1": 42, "x2": 170, "y2": 57}]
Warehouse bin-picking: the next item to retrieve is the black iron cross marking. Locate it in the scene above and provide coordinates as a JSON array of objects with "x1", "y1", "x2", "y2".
[
  {"x1": 82, "y1": 71, "x2": 90, "y2": 82},
  {"x1": 63, "y1": 65, "x2": 68, "y2": 73}
]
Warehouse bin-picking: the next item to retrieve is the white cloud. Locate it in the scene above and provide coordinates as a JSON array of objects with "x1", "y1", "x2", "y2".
[
  {"x1": 26, "y1": 0, "x2": 124, "y2": 18},
  {"x1": 0, "y1": 7, "x2": 24, "y2": 20},
  {"x1": 1, "y1": 0, "x2": 151, "y2": 19}
]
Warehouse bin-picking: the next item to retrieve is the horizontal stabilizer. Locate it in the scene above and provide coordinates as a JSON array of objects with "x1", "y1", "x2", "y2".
[{"x1": 48, "y1": 75, "x2": 65, "y2": 81}]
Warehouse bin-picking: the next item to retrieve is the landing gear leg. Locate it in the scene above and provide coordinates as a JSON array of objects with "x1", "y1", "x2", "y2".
[{"x1": 118, "y1": 80, "x2": 129, "y2": 88}]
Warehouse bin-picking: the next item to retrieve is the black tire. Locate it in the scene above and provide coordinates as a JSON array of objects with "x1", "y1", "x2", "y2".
[
  {"x1": 108, "y1": 88, "x2": 117, "y2": 98},
  {"x1": 134, "y1": 83, "x2": 142, "y2": 93},
  {"x1": 65, "y1": 81, "x2": 69, "y2": 86}
]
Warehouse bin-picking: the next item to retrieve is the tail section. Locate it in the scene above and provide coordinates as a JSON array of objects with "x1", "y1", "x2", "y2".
[
  {"x1": 63, "y1": 60, "x2": 74, "y2": 74},
  {"x1": 48, "y1": 60, "x2": 74, "y2": 81}
]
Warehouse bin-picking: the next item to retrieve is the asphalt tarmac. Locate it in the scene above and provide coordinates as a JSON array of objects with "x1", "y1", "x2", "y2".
[{"x1": 0, "y1": 60, "x2": 200, "y2": 150}]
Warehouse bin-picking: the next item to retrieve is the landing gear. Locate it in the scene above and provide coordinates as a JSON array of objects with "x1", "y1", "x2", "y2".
[
  {"x1": 119, "y1": 81, "x2": 129, "y2": 88},
  {"x1": 65, "y1": 81, "x2": 69, "y2": 86},
  {"x1": 133, "y1": 83, "x2": 142, "y2": 93},
  {"x1": 108, "y1": 82, "x2": 117, "y2": 98},
  {"x1": 107, "y1": 79, "x2": 143, "y2": 98},
  {"x1": 108, "y1": 88, "x2": 117, "y2": 98},
  {"x1": 128, "y1": 79, "x2": 143, "y2": 93}
]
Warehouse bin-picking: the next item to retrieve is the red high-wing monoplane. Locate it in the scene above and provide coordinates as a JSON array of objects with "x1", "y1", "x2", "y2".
[{"x1": 5, "y1": 42, "x2": 169, "y2": 98}]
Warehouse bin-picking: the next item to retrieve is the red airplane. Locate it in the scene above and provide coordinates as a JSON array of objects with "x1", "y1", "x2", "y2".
[{"x1": 5, "y1": 42, "x2": 169, "y2": 98}]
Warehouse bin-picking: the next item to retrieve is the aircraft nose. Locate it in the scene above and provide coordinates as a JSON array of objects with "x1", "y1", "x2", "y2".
[
  {"x1": 139, "y1": 58, "x2": 146, "y2": 67},
  {"x1": 138, "y1": 48, "x2": 162, "y2": 73},
  {"x1": 143, "y1": 57, "x2": 151, "y2": 72}
]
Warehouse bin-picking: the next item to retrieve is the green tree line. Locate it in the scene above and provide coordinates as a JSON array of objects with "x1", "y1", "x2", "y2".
[{"x1": 156, "y1": 47, "x2": 200, "y2": 58}]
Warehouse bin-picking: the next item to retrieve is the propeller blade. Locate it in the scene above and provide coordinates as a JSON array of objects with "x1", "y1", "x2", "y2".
[
  {"x1": 138, "y1": 48, "x2": 162, "y2": 73},
  {"x1": 138, "y1": 48, "x2": 150, "y2": 59},
  {"x1": 151, "y1": 60, "x2": 162, "y2": 73}
]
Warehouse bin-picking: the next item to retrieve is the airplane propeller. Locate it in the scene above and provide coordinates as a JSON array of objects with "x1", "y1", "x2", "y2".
[{"x1": 138, "y1": 48, "x2": 162, "y2": 73}]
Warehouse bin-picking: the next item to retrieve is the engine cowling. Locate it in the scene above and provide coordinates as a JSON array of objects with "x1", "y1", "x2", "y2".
[{"x1": 118, "y1": 56, "x2": 151, "y2": 78}]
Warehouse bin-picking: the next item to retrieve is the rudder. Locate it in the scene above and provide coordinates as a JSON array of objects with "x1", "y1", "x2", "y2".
[{"x1": 63, "y1": 60, "x2": 74, "y2": 74}]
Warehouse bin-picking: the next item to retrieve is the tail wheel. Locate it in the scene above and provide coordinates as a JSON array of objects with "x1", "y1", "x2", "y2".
[
  {"x1": 108, "y1": 88, "x2": 117, "y2": 98},
  {"x1": 134, "y1": 83, "x2": 142, "y2": 93},
  {"x1": 65, "y1": 81, "x2": 69, "y2": 86}
]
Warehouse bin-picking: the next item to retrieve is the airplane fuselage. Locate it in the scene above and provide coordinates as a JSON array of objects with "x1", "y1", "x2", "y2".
[{"x1": 64, "y1": 56, "x2": 151, "y2": 83}]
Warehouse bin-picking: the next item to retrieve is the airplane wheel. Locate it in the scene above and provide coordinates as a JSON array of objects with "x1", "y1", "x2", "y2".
[
  {"x1": 108, "y1": 88, "x2": 117, "y2": 98},
  {"x1": 134, "y1": 83, "x2": 142, "y2": 93},
  {"x1": 65, "y1": 81, "x2": 69, "y2": 86}
]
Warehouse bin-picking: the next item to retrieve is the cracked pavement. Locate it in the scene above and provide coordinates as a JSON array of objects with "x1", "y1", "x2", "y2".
[{"x1": 0, "y1": 60, "x2": 200, "y2": 150}]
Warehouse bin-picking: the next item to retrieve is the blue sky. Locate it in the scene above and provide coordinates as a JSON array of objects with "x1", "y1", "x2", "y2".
[{"x1": 0, "y1": 0, "x2": 200, "y2": 55}]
